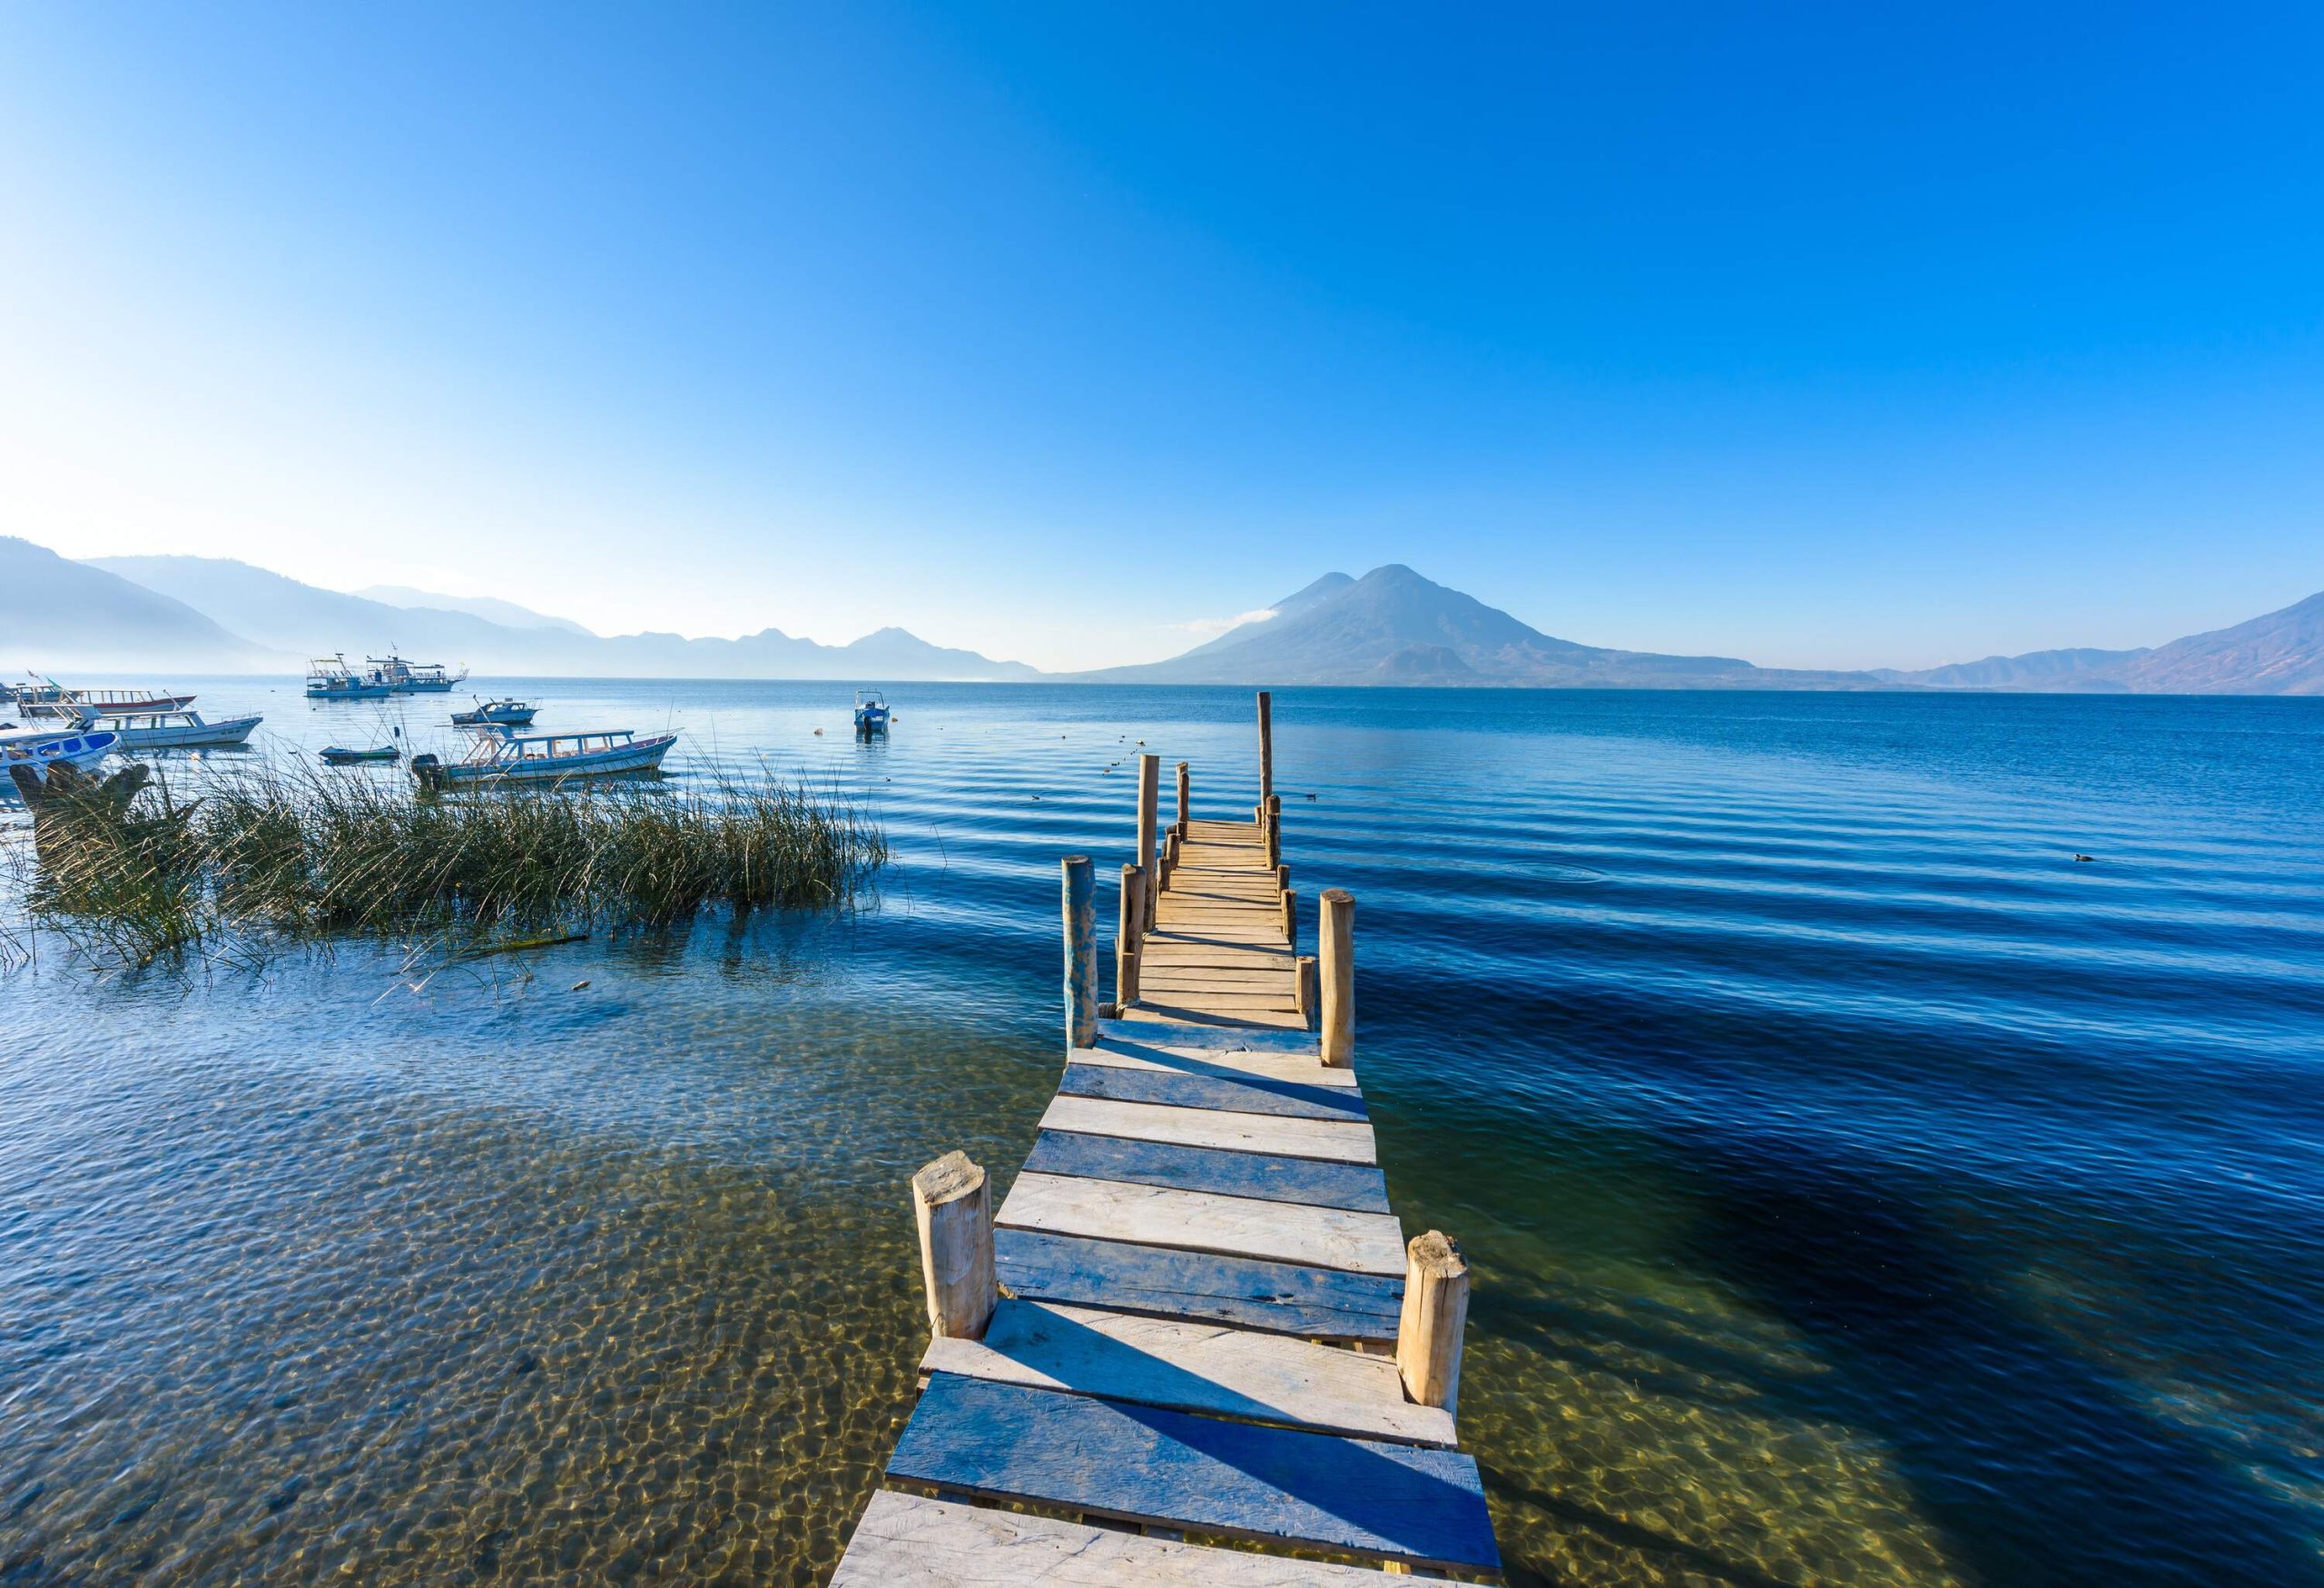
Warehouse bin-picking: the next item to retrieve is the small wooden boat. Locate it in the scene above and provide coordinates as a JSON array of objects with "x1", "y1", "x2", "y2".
[
  {"x1": 853, "y1": 689, "x2": 891, "y2": 735},
  {"x1": 320, "y1": 745, "x2": 400, "y2": 765},
  {"x1": 82, "y1": 708, "x2": 263, "y2": 749},
  {"x1": 409, "y1": 728, "x2": 678, "y2": 790},
  {"x1": 451, "y1": 697, "x2": 538, "y2": 727},
  {"x1": 10, "y1": 676, "x2": 196, "y2": 720},
  {"x1": 1, "y1": 725, "x2": 120, "y2": 787}
]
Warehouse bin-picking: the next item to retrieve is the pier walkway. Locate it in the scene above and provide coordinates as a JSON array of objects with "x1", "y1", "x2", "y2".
[{"x1": 831, "y1": 697, "x2": 1501, "y2": 1583}]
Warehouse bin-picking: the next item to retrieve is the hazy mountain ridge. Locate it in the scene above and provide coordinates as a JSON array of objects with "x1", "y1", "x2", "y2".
[
  {"x1": 2, "y1": 538, "x2": 271, "y2": 675},
  {"x1": 353, "y1": 585, "x2": 596, "y2": 636},
  {"x1": 82, "y1": 554, "x2": 1039, "y2": 681}
]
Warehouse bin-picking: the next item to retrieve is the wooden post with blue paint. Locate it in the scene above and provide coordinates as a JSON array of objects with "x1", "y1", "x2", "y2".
[{"x1": 1062, "y1": 855, "x2": 1097, "y2": 1050}]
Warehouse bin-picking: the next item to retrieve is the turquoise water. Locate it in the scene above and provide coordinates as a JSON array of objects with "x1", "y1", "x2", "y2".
[{"x1": 4, "y1": 680, "x2": 2320, "y2": 1585}]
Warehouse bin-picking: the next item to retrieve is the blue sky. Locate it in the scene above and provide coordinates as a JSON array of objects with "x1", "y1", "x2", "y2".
[{"x1": 4, "y1": 3, "x2": 2319, "y2": 671}]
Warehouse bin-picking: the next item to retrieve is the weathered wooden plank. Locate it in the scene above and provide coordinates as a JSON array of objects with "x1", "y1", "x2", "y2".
[
  {"x1": 1025, "y1": 1129, "x2": 1389, "y2": 1212},
  {"x1": 1097, "y1": 1018, "x2": 1320, "y2": 1054},
  {"x1": 1072, "y1": 1039, "x2": 1357, "y2": 1088},
  {"x1": 832, "y1": 1492, "x2": 1415, "y2": 1586},
  {"x1": 995, "y1": 1228, "x2": 1402, "y2": 1341},
  {"x1": 921, "y1": 1298, "x2": 1456, "y2": 1446},
  {"x1": 997, "y1": 1173, "x2": 1404, "y2": 1274},
  {"x1": 1060, "y1": 1062, "x2": 1366, "y2": 1121},
  {"x1": 1138, "y1": 973, "x2": 1298, "y2": 995},
  {"x1": 886, "y1": 1376, "x2": 1500, "y2": 1573},
  {"x1": 1128, "y1": 1003, "x2": 1311, "y2": 1031}
]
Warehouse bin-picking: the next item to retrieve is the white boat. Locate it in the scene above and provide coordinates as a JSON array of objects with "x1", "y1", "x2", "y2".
[
  {"x1": 80, "y1": 708, "x2": 263, "y2": 750},
  {"x1": 409, "y1": 728, "x2": 678, "y2": 789},
  {"x1": 305, "y1": 653, "x2": 468, "y2": 699},
  {"x1": 10, "y1": 676, "x2": 196, "y2": 720},
  {"x1": 0, "y1": 725, "x2": 119, "y2": 789}
]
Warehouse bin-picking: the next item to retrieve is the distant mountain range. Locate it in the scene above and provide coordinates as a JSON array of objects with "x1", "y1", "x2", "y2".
[{"x1": 10, "y1": 532, "x2": 2319, "y2": 693}]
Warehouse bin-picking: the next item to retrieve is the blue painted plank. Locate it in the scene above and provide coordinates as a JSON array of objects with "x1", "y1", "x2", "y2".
[
  {"x1": 889, "y1": 1375, "x2": 1501, "y2": 1573},
  {"x1": 1099, "y1": 1018, "x2": 1318, "y2": 1054},
  {"x1": 1024, "y1": 1130, "x2": 1392, "y2": 1214},
  {"x1": 1060, "y1": 1063, "x2": 1366, "y2": 1121},
  {"x1": 995, "y1": 1228, "x2": 1401, "y2": 1343}
]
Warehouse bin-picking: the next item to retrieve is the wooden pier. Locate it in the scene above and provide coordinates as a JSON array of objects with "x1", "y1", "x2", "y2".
[{"x1": 831, "y1": 695, "x2": 1501, "y2": 1583}]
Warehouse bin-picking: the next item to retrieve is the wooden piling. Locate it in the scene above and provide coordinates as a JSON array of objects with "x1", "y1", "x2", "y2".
[
  {"x1": 911, "y1": 1152, "x2": 996, "y2": 1341},
  {"x1": 1280, "y1": 886, "x2": 1298, "y2": 946},
  {"x1": 1296, "y1": 953, "x2": 1320, "y2": 1027},
  {"x1": 1062, "y1": 855, "x2": 1097, "y2": 1050},
  {"x1": 1396, "y1": 1231, "x2": 1470, "y2": 1415},
  {"x1": 1136, "y1": 755, "x2": 1159, "y2": 931},
  {"x1": 1319, "y1": 887, "x2": 1354, "y2": 1068},
  {"x1": 1265, "y1": 794, "x2": 1282, "y2": 868},
  {"x1": 1175, "y1": 761, "x2": 1190, "y2": 837},
  {"x1": 1256, "y1": 690, "x2": 1274, "y2": 814},
  {"x1": 1117, "y1": 863, "x2": 1145, "y2": 1008}
]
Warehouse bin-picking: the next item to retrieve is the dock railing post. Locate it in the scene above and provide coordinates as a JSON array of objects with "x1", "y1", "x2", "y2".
[
  {"x1": 912, "y1": 1151, "x2": 996, "y2": 1341},
  {"x1": 1296, "y1": 954, "x2": 1319, "y2": 1027},
  {"x1": 1136, "y1": 754, "x2": 1159, "y2": 931},
  {"x1": 1118, "y1": 863, "x2": 1145, "y2": 1009},
  {"x1": 1397, "y1": 1231, "x2": 1470, "y2": 1415},
  {"x1": 1319, "y1": 887, "x2": 1354, "y2": 1068},
  {"x1": 1256, "y1": 690, "x2": 1274, "y2": 815},
  {"x1": 1265, "y1": 794, "x2": 1282, "y2": 869},
  {"x1": 1280, "y1": 885, "x2": 1298, "y2": 947},
  {"x1": 1062, "y1": 855, "x2": 1097, "y2": 1050},
  {"x1": 1175, "y1": 761, "x2": 1190, "y2": 838}
]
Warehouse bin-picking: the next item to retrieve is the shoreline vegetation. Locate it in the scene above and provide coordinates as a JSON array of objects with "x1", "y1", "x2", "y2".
[{"x1": 1, "y1": 759, "x2": 886, "y2": 972}]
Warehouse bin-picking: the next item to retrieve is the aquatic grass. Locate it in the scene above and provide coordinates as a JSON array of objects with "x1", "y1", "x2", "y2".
[{"x1": 7, "y1": 758, "x2": 886, "y2": 970}]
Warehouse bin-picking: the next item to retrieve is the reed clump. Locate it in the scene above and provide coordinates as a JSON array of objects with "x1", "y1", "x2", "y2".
[{"x1": 10, "y1": 759, "x2": 885, "y2": 968}]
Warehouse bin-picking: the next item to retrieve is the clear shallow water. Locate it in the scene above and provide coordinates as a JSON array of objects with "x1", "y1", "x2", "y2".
[{"x1": 4, "y1": 680, "x2": 2321, "y2": 1586}]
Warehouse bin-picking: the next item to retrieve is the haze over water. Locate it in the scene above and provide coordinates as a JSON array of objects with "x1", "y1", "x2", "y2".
[{"x1": 5, "y1": 679, "x2": 2320, "y2": 1586}]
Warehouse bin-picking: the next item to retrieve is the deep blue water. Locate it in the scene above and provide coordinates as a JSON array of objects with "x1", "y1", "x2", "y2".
[{"x1": 4, "y1": 680, "x2": 2320, "y2": 1585}]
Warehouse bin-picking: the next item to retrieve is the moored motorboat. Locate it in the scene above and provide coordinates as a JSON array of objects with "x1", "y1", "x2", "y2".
[
  {"x1": 10, "y1": 676, "x2": 196, "y2": 720},
  {"x1": 410, "y1": 728, "x2": 677, "y2": 789},
  {"x1": 451, "y1": 697, "x2": 538, "y2": 727},
  {"x1": 1, "y1": 725, "x2": 119, "y2": 788},
  {"x1": 306, "y1": 653, "x2": 468, "y2": 699},
  {"x1": 79, "y1": 708, "x2": 263, "y2": 750},
  {"x1": 853, "y1": 689, "x2": 891, "y2": 735},
  {"x1": 320, "y1": 745, "x2": 401, "y2": 765}
]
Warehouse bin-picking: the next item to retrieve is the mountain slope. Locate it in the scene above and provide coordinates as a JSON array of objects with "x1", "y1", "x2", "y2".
[
  {"x1": 85, "y1": 551, "x2": 1038, "y2": 680},
  {"x1": 2113, "y1": 590, "x2": 2324, "y2": 695},
  {"x1": 3, "y1": 537, "x2": 269, "y2": 674},
  {"x1": 354, "y1": 585, "x2": 596, "y2": 636},
  {"x1": 1877, "y1": 646, "x2": 2151, "y2": 690},
  {"x1": 1082, "y1": 565, "x2": 1876, "y2": 688}
]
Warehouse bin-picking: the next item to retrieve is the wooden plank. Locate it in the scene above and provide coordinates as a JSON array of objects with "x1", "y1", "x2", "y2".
[
  {"x1": 995, "y1": 1228, "x2": 1402, "y2": 1342},
  {"x1": 832, "y1": 1492, "x2": 1414, "y2": 1586},
  {"x1": 1071, "y1": 1040, "x2": 1356, "y2": 1088},
  {"x1": 1138, "y1": 972, "x2": 1298, "y2": 993},
  {"x1": 1097, "y1": 1018, "x2": 1319, "y2": 1053},
  {"x1": 996, "y1": 1173, "x2": 1404, "y2": 1274},
  {"x1": 1060, "y1": 1062, "x2": 1366, "y2": 1121},
  {"x1": 921, "y1": 1298, "x2": 1457, "y2": 1446},
  {"x1": 1129, "y1": 1002, "x2": 1310, "y2": 1031},
  {"x1": 1025, "y1": 1129, "x2": 1389, "y2": 1212},
  {"x1": 886, "y1": 1376, "x2": 1500, "y2": 1573}
]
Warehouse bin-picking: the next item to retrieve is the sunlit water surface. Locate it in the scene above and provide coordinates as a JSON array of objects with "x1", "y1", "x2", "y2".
[{"x1": 5, "y1": 680, "x2": 2321, "y2": 1586}]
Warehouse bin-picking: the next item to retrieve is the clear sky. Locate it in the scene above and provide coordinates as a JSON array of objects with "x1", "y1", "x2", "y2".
[{"x1": 4, "y1": 4, "x2": 2319, "y2": 672}]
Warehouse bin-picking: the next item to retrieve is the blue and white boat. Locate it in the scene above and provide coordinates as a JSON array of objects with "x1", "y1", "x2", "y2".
[
  {"x1": 410, "y1": 728, "x2": 678, "y2": 789},
  {"x1": 0, "y1": 725, "x2": 119, "y2": 788},
  {"x1": 451, "y1": 697, "x2": 538, "y2": 727},
  {"x1": 79, "y1": 708, "x2": 262, "y2": 750},
  {"x1": 306, "y1": 653, "x2": 468, "y2": 700},
  {"x1": 852, "y1": 690, "x2": 891, "y2": 735}
]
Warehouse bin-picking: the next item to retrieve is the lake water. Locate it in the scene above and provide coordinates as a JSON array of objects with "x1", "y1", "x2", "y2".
[{"x1": 5, "y1": 679, "x2": 2321, "y2": 1586}]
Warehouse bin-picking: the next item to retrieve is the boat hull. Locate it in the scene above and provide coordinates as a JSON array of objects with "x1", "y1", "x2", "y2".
[
  {"x1": 416, "y1": 733, "x2": 676, "y2": 788},
  {"x1": 113, "y1": 715, "x2": 262, "y2": 750},
  {"x1": 1, "y1": 729, "x2": 119, "y2": 785}
]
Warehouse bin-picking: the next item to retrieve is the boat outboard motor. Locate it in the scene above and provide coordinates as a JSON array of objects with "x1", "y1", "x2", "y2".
[{"x1": 409, "y1": 752, "x2": 445, "y2": 792}]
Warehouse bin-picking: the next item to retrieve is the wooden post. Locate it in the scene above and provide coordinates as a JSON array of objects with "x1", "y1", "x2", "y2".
[
  {"x1": 1062, "y1": 855, "x2": 1097, "y2": 1050},
  {"x1": 1280, "y1": 886, "x2": 1298, "y2": 946},
  {"x1": 1319, "y1": 887, "x2": 1354, "y2": 1068},
  {"x1": 1175, "y1": 761, "x2": 1190, "y2": 837},
  {"x1": 912, "y1": 1152, "x2": 996, "y2": 1341},
  {"x1": 1136, "y1": 754, "x2": 1159, "y2": 932},
  {"x1": 1117, "y1": 863, "x2": 1145, "y2": 1008},
  {"x1": 1256, "y1": 690, "x2": 1274, "y2": 814},
  {"x1": 1275, "y1": 862, "x2": 1290, "y2": 891},
  {"x1": 1397, "y1": 1231, "x2": 1470, "y2": 1415},
  {"x1": 1265, "y1": 794, "x2": 1282, "y2": 868},
  {"x1": 1296, "y1": 954, "x2": 1319, "y2": 1027}
]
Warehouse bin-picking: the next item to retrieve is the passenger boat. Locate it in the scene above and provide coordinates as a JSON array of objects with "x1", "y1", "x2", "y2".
[
  {"x1": 0, "y1": 725, "x2": 119, "y2": 787},
  {"x1": 853, "y1": 689, "x2": 891, "y2": 735},
  {"x1": 320, "y1": 745, "x2": 400, "y2": 765},
  {"x1": 9, "y1": 676, "x2": 196, "y2": 720},
  {"x1": 409, "y1": 728, "x2": 677, "y2": 790},
  {"x1": 79, "y1": 708, "x2": 262, "y2": 750},
  {"x1": 305, "y1": 653, "x2": 468, "y2": 699},
  {"x1": 450, "y1": 697, "x2": 538, "y2": 727}
]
